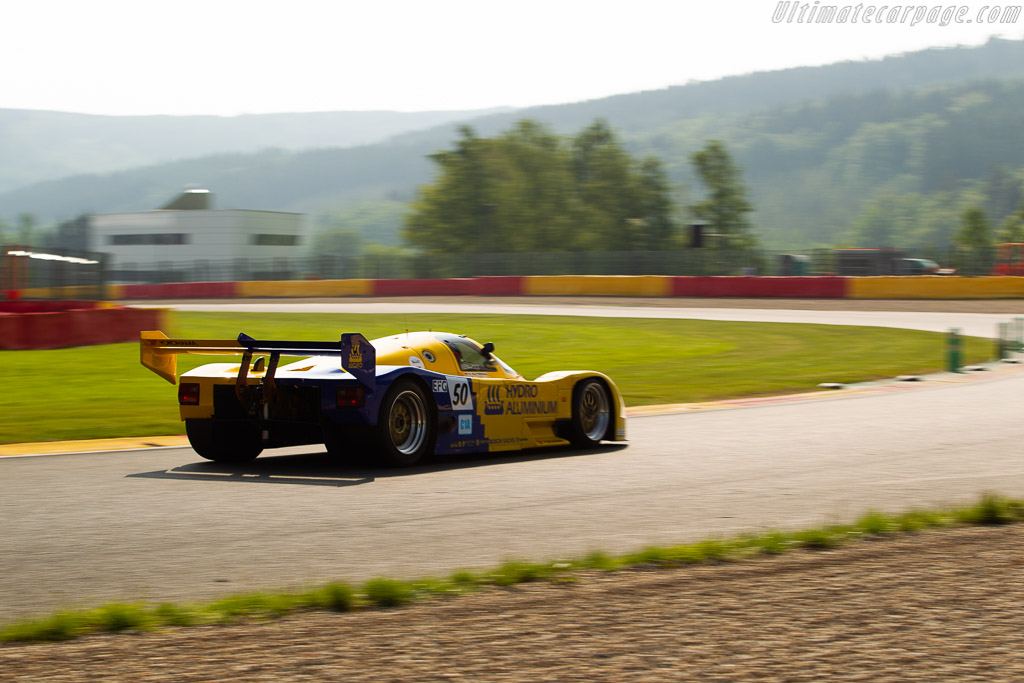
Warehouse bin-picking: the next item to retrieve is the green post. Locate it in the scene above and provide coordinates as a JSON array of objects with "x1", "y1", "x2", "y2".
[
  {"x1": 1015, "y1": 317, "x2": 1024, "y2": 353},
  {"x1": 948, "y1": 328, "x2": 962, "y2": 373},
  {"x1": 997, "y1": 322, "x2": 1009, "y2": 360}
]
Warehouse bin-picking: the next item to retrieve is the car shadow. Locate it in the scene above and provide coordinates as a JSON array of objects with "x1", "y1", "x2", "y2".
[{"x1": 126, "y1": 443, "x2": 628, "y2": 487}]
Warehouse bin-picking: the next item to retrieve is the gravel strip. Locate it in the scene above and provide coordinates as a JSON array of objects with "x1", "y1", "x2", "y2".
[{"x1": 4, "y1": 524, "x2": 1024, "y2": 681}]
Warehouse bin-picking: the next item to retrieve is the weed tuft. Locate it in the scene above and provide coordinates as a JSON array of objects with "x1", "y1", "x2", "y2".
[
  {"x1": 318, "y1": 582, "x2": 355, "y2": 612},
  {"x1": 90, "y1": 603, "x2": 151, "y2": 633},
  {"x1": 205, "y1": 593, "x2": 293, "y2": 622},
  {"x1": 578, "y1": 550, "x2": 617, "y2": 571},
  {"x1": 488, "y1": 561, "x2": 550, "y2": 586},
  {"x1": 752, "y1": 531, "x2": 790, "y2": 555},
  {"x1": 856, "y1": 510, "x2": 895, "y2": 536},
  {"x1": 794, "y1": 528, "x2": 844, "y2": 550},
  {"x1": 363, "y1": 578, "x2": 413, "y2": 607},
  {"x1": 153, "y1": 602, "x2": 197, "y2": 627},
  {"x1": 0, "y1": 611, "x2": 87, "y2": 642},
  {"x1": 963, "y1": 493, "x2": 1017, "y2": 525}
]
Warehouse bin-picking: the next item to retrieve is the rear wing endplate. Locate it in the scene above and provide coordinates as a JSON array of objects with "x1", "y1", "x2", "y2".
[{"x1": 140, "y1": 331, "x2": 376, "y2": 387}]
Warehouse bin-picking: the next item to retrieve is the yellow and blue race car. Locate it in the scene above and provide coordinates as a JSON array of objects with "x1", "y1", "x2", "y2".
[{"x1": 141, "y1": 330, "x2": 626, "y2": 466}]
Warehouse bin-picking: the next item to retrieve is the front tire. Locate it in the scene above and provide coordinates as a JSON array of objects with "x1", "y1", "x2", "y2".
[
  {"x1": 185, "y1": 419, "x2": 263, "y2": 463},
  {"x1": 376, "y1": 379, "x2": 435, "y2": 466},
  {"x1": 567, "y1": 379, "x2": 611, "y2": 448}
]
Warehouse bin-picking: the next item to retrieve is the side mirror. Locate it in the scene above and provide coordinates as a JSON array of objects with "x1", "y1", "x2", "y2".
[{"x1": 481, "y1": 341, "x2": 495, "y2": 358}]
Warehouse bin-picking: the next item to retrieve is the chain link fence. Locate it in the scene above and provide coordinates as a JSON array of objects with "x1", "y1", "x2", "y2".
[
  {"x1": 1, "y1": 245, "x2": 108, "y2": 299},
  {"x1": 108, "y1": 249, "x2": 804, "y2": 283},
  {"x1": 2, "y1": 244, "x2": 1013, "y2": 294},
  {"x1": 107, "y1": 248, "x2": 1006, "y2": 284}
]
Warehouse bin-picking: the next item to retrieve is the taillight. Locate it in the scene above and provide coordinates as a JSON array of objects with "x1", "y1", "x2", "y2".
[
  {"x1": 178, "y1": 382, "x2": 200, "y2": 405},
  {"x1": 336, "y1": 386, "x2": 365, "y2": 408}
]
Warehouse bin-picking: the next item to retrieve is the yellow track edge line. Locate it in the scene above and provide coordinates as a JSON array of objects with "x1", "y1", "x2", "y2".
[{"x1": 0, "y1": 435, "x2": 189, "y2": 457}]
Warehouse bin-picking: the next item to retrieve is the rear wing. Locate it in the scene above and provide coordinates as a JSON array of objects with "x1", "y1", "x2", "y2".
[{"x1": 140, "y1": 331, "x2": 376, "y2": 387}]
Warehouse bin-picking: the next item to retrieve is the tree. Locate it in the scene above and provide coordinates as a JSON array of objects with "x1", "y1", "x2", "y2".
[
  {"x1": 995, "y1": 196, "x2": 1024, "y2": 244},
  {"x1": 403, "y1": 119, "x2": 678, "y2": 255},
  {"x1": 632, "y1": 157, "x2": 676, "y2": 251},
  {"x1": 403, "y1": 125, "x2": 498, "y2": 255},
  {"x1": 955, "y1": 206, "x2": 992, "y2": 249},
  {"x1": 847, "y1": 193, "x2": 921, "y2": 247},
  {"x1": 689, "y1": 141, "x2": 758, "y2": 250},
  {"x1": 984, "y1": 165, "x2": 1023, "y2": 224}
]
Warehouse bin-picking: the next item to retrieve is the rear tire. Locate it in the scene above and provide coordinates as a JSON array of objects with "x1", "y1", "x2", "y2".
[
  {"x1": 185, "y1": 419, "x2": 263, "y2": 463},
  {"x1": 566, "y1": 379, "x2": 611, "y2": 448},
  {"x1": 375, "y1": 379, "x2": 435, "y2": 466}
]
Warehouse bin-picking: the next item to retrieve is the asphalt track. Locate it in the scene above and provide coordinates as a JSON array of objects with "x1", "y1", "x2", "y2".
[{"x1": 4, "y1": 299, "x2": 1024, "y2": 620}]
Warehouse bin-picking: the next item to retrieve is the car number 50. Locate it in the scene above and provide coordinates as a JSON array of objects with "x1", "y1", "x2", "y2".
[{"x1": 448, "y1": 378, "x2": 473, "y2": 410}]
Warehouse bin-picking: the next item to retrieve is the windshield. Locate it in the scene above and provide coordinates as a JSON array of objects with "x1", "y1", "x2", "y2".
[{"x1": 434, "y1": 333, "x2": 517, "y2": 375}]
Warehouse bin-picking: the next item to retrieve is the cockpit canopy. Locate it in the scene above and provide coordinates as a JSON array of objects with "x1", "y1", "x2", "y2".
[{"x1": 371, "y1": 331, "x2": 522, "y2": 379}]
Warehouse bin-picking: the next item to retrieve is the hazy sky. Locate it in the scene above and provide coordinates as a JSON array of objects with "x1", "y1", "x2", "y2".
[{"x1": 4, "y1": 0, "x2": 1021, "y2": 117}]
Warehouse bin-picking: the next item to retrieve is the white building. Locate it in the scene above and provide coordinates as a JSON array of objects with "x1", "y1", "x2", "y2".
[{"x1": 88, "y1": 190, "x2": 305, "y2": 269}]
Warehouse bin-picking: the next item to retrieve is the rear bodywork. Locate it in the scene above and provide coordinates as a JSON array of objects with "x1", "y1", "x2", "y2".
[{"x1": 141, "y1": 330, "x2": 627, "y2": 457}]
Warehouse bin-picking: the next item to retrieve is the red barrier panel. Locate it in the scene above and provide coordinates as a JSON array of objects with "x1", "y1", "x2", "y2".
[
  {"x1": 0, "y1": 307, "x2": 166, "y2": 349},
  {"x1": 671, "y1": 277, "x2": 847, "y2": 298},
  {"x1": 119, "y1": 284, "x2": 172, "y2": 299},
  {"x1": 372, "y1": 278, "x2": 478, "y2": 296},
  {"x1": 118, "y1": 282, "x2": 237, "y2": 299},
  {"x1": 0, "y1": 314, "x2": 26, "y2": 348},
  {"x1": 470, "y1": 276, "x2": 523, "y2": 296},
  {"x1": 118, "y1": 284, "x2": 145, "y2": 299},
  {"x1": 0, "y1": 300, "x2": 98, "y2": 313}
]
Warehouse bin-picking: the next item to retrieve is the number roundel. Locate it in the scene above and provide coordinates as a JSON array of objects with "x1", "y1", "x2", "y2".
[{"x1": 447, "y1": 377, "x2": 473, "y2": 410}]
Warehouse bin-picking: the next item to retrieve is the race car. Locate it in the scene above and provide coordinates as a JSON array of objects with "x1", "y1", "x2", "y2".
[{"x1": 140, "y1": 330, "x2": 627, "y2": 466}]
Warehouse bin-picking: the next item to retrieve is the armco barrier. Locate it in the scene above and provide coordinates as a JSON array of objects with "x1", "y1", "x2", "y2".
[
  {"x1": 672, "y1": 276, "x2": 847, "y2": 298},
  {"x1": 523, "y1": 275, "x2": 672, "y2": 297},
  {"x1": 237, "y1": 279, "x2": 372, "y2": 298},
  {"x1": 17, "y1": 275, "x2": 1024, "y2": 303},
  {"x1": 120, "y1": 282, "x2": 238, "y2": 299},
  {"x1": 469, "y1": 276, "x2": 523, "y2": 296},
  {"x1": 848, "y1": 276, "x2": 1024, "y2": 299},
  {"x1": 372, "y1": 278, "x2": 480, "y2": 296}
]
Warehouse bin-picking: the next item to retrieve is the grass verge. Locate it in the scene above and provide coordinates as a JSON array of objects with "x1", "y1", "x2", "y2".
[
  {"x1": 3, "y1": 493, "x2": 1020, "y2": 644},
  {"x1": 0, "y1": 312, "x2": 993, "y2": 444}
]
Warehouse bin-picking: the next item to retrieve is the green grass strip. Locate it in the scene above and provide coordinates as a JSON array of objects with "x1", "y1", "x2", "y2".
[{"x1": 3, "y1": 493, "x2": 1020, "y2": 643}]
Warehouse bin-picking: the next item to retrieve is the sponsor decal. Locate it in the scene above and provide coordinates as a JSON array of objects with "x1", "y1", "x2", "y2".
[
  {"x1": 448, "y1": 377, "x2": 473, "y2": 410},
  {"x1": 432, "y1": 379, "x2": 449, "y2": 394},
  {"x1": 484, "y1": 384, "x2": 504, "y2": 415},
  {"x1": 501, "y1": 383, "x2": 555, "y2": 415},
  {"x1": 165, "y1": 340, "x2": 198, "y2": 346},
  {"x1": 458, "y1": 414, "x2": 473, "y2": 435},
  {"x1": 348, "y1": 338, "x2": 364, "y2": 369},
  {"x1": 488, "y1": 437, "x2": 528, "y2": 446},
  {"x1": 505, "y1": 399, "x2": 558, "y2": 415},
  {"x1": 505, "y1": 384, "x2": 539, "y2": 398},
  {"x1": 409, "y1": 356, "x2": 424, "y2": 369}
]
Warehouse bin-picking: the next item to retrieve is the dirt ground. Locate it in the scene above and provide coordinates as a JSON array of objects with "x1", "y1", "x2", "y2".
[{"x1": 4, "y1": 524, "x2": 1024, "y2": 681}]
